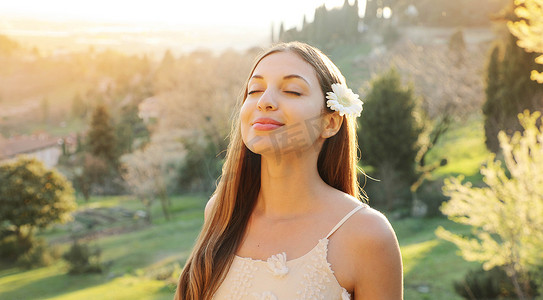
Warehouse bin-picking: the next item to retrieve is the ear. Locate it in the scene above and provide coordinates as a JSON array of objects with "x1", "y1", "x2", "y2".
[{"x1": 320, "y1": 111, "x2": 343, "y2": 139}]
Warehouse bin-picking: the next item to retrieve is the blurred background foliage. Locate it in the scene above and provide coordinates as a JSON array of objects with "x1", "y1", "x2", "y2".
[{"x1": 1, "y1": 0, "x2": 543, "y2": 298}]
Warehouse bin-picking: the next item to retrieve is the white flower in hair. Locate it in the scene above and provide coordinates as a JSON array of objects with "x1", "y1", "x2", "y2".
[{"x1": 326, "y1": 83, "x2": 363, "y2": 117}]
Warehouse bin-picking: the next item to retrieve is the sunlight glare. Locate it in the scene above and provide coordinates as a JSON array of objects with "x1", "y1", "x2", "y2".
[{"x1": 0, "y1": 0, "x2": 364, "y2": 29}]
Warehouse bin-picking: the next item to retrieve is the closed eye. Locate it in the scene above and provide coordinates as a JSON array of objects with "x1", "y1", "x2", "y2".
[
  {"x1": 248, "y1": 90, "x2": 263, "y2": 95},
  {"x1": 285, "y1": 91, "x2": 302, "y2": 96}
]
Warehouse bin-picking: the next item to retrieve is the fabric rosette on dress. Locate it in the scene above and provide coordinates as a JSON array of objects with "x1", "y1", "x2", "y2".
[{"x1": 266, "y1": 252, "x2": 289, "y2": 277}]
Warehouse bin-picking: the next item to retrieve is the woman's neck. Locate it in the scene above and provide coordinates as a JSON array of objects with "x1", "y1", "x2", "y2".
[{"x1": 254, "y1": 149, "x2": 328, "y2": 219}]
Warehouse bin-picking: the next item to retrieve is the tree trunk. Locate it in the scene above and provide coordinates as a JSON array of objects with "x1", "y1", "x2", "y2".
[
  {"x1": 14, "y1": 225, "x2": 33, "y2": 255},
  {"x1": 509, "y1": 267, "x2": 526, "y2": 300},
  {"x1": 159, "y1": 191, "x2": 171, "y2": 221}
]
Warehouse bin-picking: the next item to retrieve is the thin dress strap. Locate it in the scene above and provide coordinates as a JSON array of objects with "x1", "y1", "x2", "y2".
[{"x1": 325, "y1": 205, "x2": 365, "y2": 239}]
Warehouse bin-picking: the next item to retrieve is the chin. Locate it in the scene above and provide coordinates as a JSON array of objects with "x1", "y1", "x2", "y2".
[{"x1": 243, "y1": 138, "x2": 273, "y2": 156}]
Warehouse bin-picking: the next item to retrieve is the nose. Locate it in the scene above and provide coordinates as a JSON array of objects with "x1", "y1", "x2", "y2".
[{"x1": 257, "y1": 89, "x2": 278, "y2": 111}]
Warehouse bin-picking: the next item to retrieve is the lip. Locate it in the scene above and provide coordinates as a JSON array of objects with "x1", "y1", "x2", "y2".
[{"x1": 252, "y1": 118, "x2": 285, "y2": 131}]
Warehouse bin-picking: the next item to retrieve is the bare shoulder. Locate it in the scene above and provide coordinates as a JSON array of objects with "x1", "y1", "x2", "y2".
[
  {"x1": 326, "y1": 190, "x2": 394, "y2": 237},
  {"x1": 204, "y1": 194, "x2": 218, "y2": 221},
  {"x1": 349, "y1": 206, "x2": 397, "y2": 242},
  {"x1": 340, "y1": 205, "x2": 404, "y2": 299}
]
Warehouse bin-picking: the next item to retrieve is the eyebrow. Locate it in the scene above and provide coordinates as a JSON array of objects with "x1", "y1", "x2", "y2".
[
  {"x1": 250, "y1": 74, "x2": 310, "y2": 86},
  {"x1": 283, "y1": 74, "x2": 310, "y2": 85}
]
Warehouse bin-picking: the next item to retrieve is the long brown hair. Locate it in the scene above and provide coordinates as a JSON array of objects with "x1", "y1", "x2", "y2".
[{"x1": 175, "y1": 41, "x2": 364, "y2": 299}]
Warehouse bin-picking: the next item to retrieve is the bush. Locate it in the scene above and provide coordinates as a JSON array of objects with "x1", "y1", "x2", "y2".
[
  {"x1": 63, "y1": 241, "x2": 103, "y2": 274},
  {"x1": 414, "y1": 179, "x2": 447, "y2": 217},
  {"x1": 16, "y1": 239, "x2": 60, "y2": 269},
  {"x1": 0, "y1": 232, "x2": 32, "y2": 262},
  {"x1": 0, "y1": 156, "x2": 76, "y2": 255},
  {"x1": 364, "y1": 163, "x2": 412, "y2": 213},
  {"x1": 454, "y1": 266, "x2": 539, "y2": 299},
  {"x1": 438, "y1": 111, "x2": 543, "y2": 298},
  {"x1": 177, "y1": 135, "x2": 223, "y2": 193}
]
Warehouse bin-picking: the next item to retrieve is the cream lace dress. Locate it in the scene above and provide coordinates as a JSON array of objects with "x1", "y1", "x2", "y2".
[{"x1": 212, "y1": 205, "x2": 365, "y2": 300}]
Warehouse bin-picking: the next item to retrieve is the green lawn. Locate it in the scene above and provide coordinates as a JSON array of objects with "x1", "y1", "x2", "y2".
[
  {"x1": 0, "y1": 194, "x2": 207, "y2": 300},
  {"x1": 326, "y1": 42, "x2": 373, "y2": 89},
  {"x1": 391, "y1": 217, "x2": 479, "y2": 299},
  {"x1": 426, "y1": 113, "x2": 491, "y2": 183}
]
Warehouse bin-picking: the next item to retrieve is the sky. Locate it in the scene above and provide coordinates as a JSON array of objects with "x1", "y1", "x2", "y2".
[{"x1": 0, "y1": 0, "x2": 366, "y2": 31}]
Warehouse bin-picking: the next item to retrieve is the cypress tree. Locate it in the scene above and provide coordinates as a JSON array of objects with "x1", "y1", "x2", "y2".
[
  {"x1": 483, "y1": 44, "x2": 503, "y2": 152},
  {"x1": 116, "y1": 102, "x2": 149, "y2": 155},
  {"x1": 71, "y1": 92, "x2": 86, "y2": 119},
  {"x1": 87, "y1": 104, "x2": 118, "y2": 167},
  {"x1": 482, "y1": 33, "x2": 543, "y2": 153},
  {"x1": 358, "y1": 67, "x2": 422, "y2": 185}
]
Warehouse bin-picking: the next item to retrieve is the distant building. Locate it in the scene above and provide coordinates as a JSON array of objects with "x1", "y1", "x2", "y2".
[{"x1": 0, "y1": 134, "x2": 63, "y2": 168}]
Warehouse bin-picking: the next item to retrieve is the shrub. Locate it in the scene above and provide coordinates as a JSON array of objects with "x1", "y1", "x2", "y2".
[
  {"x1": 454, "y1": 266, "x2": 540, "y2": 299},
  {"x1": 363, "y1": 163, "x2": 412, "y2": 213},
  {"x1": 16, "y1": 239, "x2": 60, "y2": 269},
  {"x1": 63, "y1": 241, "x2": 103, "y2": 274},
  {"x1": 414, "y1": 179, "x2": 447, "y2": 217},
  {"x1": 454, "y1": 266, "x2": 514, "y2": 299},
  {"x1": 437, "y1": 110, "x2": 543, "y2": 298},
  {"x1": 0, "y1": 232, "x2": 33, "y2": 262},
  {"x1": 0, "y1": 156, "x2": 76, "y2": 258}
]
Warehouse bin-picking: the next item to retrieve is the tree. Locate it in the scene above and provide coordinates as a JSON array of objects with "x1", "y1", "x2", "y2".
[
  {"x1": 483, "y1": 44, "x2": 503, "y2": 152},
  {"x1": 448, "y1": 28, "x2": 466, "y2": 64},
  {"x1": 155, "y1": 49, "x2": 253, "y2": 193},
  {"x1": 40, "y1": 97, "x2": 50, "y2": 123},
  {"x1": 121, "y1": 133, "x2": 184, "y2": 222},
  {"x1": 436, "y1": 110, "x2": 543, "y2": 299},
  {"x1": 81, "y1": 104, "x2": 122, "y2": 198},
  {"x1": 482, "y1": 32, "x2": 543, "y2": 153},
  {"x1": 71, "y1": 92, "x2": 87, "y2": 119},
  {"x1": 87, "y1": 104, "x2": 118, "y2": 167},
  {"x1": 358, "y1": 68, "x2": 422, "y2": 209},
  {"x1": 153, "y1": 49, "x2": 178, "y2": 92},
  {"x1": 507, "y1": 0, "x2": 543, "y2": 83},
  {"x1": 372, "y1": 40, "x2": 485, "y2": 120},
  {"x1": 115, "y1": 101, "x2": 149, "y2": 155},
  {"x1": 0, "y1": 156, "x2": 76, "y2": 257}
]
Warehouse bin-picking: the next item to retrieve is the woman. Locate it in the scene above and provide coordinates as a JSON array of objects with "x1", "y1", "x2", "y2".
[{"x1": 176, "y1": 41, "x2": 403, "y2": 299}]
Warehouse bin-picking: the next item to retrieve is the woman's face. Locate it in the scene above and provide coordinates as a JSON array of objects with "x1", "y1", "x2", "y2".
[{"x1": 240, "y1": 51, "x2": 327, "y2": 160}]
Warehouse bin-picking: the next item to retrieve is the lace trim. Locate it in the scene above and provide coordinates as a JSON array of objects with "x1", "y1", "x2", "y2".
[
  {"x1": 233, "y1": 239, "x2": 352, "y2": 299},
  {"x1": 296, "y1": 238, "x2": 335, "y2": 299},
  {"x1": 341, "y1": 287, "x2": 352, "y2": 300},
  {"x1": 226, "y1": 259, "x2": 258, "y2": 299},
  {"x1": 252, "y1": 291, "x2": 278, "y2": 300}
]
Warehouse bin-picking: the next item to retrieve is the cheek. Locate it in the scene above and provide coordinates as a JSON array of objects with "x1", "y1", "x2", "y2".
[
  {"x1": 240, "y1": 100, "x2": 250, "y2": 125},
  {"x1": 240, "y1": 100, "x2": 253, "y2": 143}
]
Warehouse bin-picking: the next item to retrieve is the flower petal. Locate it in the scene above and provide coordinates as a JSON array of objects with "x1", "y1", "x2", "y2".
[{"x1": 326, "y1": 83, "x2": 363, "y2": 117}]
